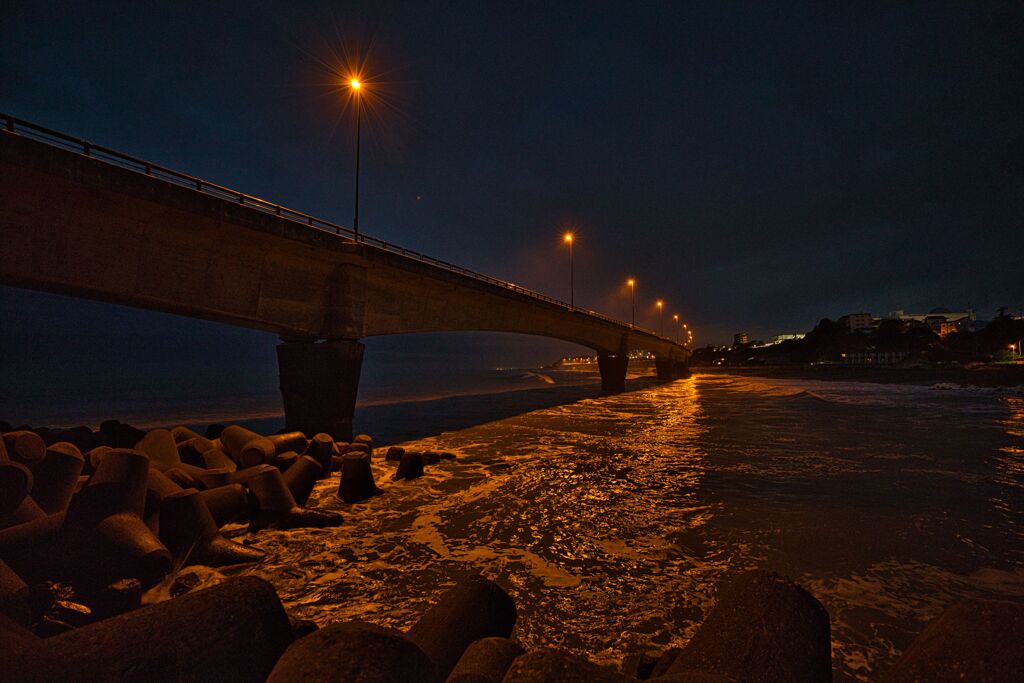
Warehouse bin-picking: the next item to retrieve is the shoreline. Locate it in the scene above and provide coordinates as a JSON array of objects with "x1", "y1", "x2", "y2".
[{"x1": 693, "y1": 363, "x2": 1024, "y2": 388}]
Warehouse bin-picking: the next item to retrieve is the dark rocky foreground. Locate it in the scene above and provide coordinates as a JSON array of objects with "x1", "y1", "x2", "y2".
[{"x1": 2, "y1": 421, "x2": 1022, "y2": 681}]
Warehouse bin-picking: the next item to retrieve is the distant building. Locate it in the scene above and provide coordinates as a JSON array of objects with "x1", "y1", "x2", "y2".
[
  {"x1": 844, "y1": 351, "x2": 910, "y2": 365},
  {"x1": 733, "y1": 332, "x2": 749, "y2": 347},
  {"x1": 839, "y1": 312, "x2": 874, "y2": 332},
  {"x1": 888, "y1": 308, "x2": 974, "y2": 336},
  {"x1": 751, "y1": 333, "x2": 806, "y2": 349}
]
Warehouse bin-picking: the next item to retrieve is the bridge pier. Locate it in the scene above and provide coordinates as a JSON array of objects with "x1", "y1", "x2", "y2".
[
  {"x1": 276, "y1": 339, "x2": 364, "y2": 441},
  {"x1": 655, "y1": 357, "x2": 691, "y2": 382},
  {"x1": 598, "y1": 353, "x2": 629, "y2": 393}
]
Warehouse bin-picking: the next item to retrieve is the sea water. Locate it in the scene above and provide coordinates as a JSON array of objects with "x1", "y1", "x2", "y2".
[{"x1": 223, "y1": 373, "x2": 1024, "y2": 682}]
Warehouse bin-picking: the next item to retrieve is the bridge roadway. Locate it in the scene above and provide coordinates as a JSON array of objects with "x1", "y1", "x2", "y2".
[{"x1": 0, "y1": 116, "x2": 689, "y2": 439}]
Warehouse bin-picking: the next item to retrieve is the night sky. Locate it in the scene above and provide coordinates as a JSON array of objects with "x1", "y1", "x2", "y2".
[{"x1": 2, "y1": 1, "x2": 1022, "y2": 352}]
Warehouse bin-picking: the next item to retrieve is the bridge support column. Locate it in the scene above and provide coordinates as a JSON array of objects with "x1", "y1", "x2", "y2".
[
  {"x1": 277, "y1": 339, "x2": 364, "y2": 442},
  {"x1": 655, "y1": 358, "x2": 675, "y2": 382},
  {"x1": 598, "y1": 353, "x2": 628, "y2": 393}
]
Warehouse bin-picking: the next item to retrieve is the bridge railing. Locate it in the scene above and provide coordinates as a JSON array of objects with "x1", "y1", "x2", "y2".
[{"x1": 1, "y1": 113, "x2": 684, "y2": 346}]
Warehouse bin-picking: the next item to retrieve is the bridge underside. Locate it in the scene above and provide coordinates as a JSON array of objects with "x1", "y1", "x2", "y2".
[{"x1": 1, "y1": 130, "x2": 690, "y2": 439}]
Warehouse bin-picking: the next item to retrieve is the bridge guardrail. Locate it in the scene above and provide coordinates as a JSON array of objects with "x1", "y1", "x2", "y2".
[{"x1": 2, "y1": 113, "x2": 684, "y2": 346}]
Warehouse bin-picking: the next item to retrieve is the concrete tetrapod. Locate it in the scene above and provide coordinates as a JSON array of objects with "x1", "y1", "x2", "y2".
[
  {"x1": 394, "y1": 451, "x2": 425, "y2": 480},
  {"x1": 1, "y1": 575, "x2": 294, "y2": 683},
  {"x1": 219, "y1": 425, "x2": 276, "y2": 467},
  {"x1": 201, "y1": 447, "x2": 238, "y2": 472},
  {"x1": 245, "y1": 464, "x2": 343, "y2": 531},
  {"x1": 2, "y1": 431, "x2": 46, "y2": 466},
  {"x1": 67, "y1": 448, "x2": 150, "y2": 523},
  {"x1": 882, "y1": 598, "x2": 1024, "y2": 682},
  {"x1": 0, "y1": 559, "x2": 32, "y2": 626},
  {"x1": 502, "y1": 649, "x2": 632, "y2": 683},
  {"x1": 30, "y1": 442, "x2": 85, "y2": 514},
  {"x1": 158, "y1": 488, "x2": 265, "y2": 567},
  {"x1": 337, "y1": 451, "x2": 384, "y2": 503},
  {"x1": 406, "y1": 574, "x2": 517, "y2": 681},
  {"x1": 267, "y1": 620, "x2": 436, "y2": 683},
  {"x1": 667, "y1": 569, "x2": 831, "y2": 683},
  {"x1": 134, "y1": 429, "x2": 182, "y2": 470},
  {"x1": 198, "y1": 483, "x2": 250, "y2": 527},
  {"x1": 0, "y1": 462, "x2": 32, "y2": 518},
  {"x1": 447, "y1": 636, "x2": 525, "y2": 683},
  {"x1": 267, "y1": 431, "x2": 309, "y2": 456},
  {"x1": 282, "y1": 455, "x2": 322, "y2": 506},
  {"x1": 306, "y1": 432, "x2": 335, "y2": 471}
]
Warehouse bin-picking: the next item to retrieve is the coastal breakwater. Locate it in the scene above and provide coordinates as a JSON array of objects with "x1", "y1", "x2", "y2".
[{"x1": 2, "y1": 417, "x2": 1023, "y2": 681}]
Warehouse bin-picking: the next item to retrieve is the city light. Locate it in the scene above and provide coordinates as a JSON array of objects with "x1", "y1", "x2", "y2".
[
  {"x1": 349, "y1": 78, "x2": 361, "y2": 90},
  {"x1": 348, "y1": 75, "x2": 364, "y2": 237},
  {"x1": 656, "y1": 300, "x2": 664, "y2": 337},
  {"x1": 563, "y1": 231, "x2": 574, "y2": 309},
  {"x1": 627, "y1": 279, "x2": 636, "y2": 328}
]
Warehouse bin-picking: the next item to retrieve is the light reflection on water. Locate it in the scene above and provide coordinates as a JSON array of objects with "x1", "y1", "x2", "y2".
[{"x1": 239, "y1": 374, "x2": 1024, "y2": 682}]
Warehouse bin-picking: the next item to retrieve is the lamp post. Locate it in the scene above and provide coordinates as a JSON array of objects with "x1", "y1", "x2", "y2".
[
  {"x1": 564, "y1": 232, "x2": 574, "y2": 309},
  {"x1": 627, "y1": 279, "x2": 636, "y2": 328},
  {"x1": 673, "y1": 314, "x2": 680, "y2": 343},
  {"x1": 656, "y1": 300, "x2": 664, "y2": 337},
  {"x1": 349, "y1": 78, "x2": 362, "y2": 238}
]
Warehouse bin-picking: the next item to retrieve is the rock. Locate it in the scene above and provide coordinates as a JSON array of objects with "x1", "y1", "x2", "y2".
[
  {"x1": 0, "y1": 560, "x2": 31, "y2": 626},
  {"x1": 384, "y1": 446, "x2": 406, "y2": 462},
  {"x1": 448, "y1": 636, "x2": 525, "y2": 683},
  {"x1": 267, "y1": 431, "x2": 308, "y2": 456},
  {"x1": 30, "y1": 442, "x2": 85, "y2": 514},
  {"x1": 394, "y1": 451, "x2": 425, "y2": 480},
  {"x1": 667, "y1": 570, "x2": 831, "y2": 683},
  {"x1": 882, "y1": 598, "x2": 1024, "y2": 682},
  {"x1": 440, "y1": 451, "x2": 458, "y2": 461},
  {"x1": 337, "y1": 451, "x2": 383, "y2": 503},
  {"x1": 288, "y1": 615, "x2": 319, "y2": 638},
  {"x1": 2, "y1": 431, "x2": 46, "y2": 466},
  {"x1": 267, "y1": 620, "x2": 434, "y2": 683},
  {"x1": 354, "y1": 433, "x2": 373, "y2": 446},
  {"x1": 134, "y1": 429, "x2": 182, "y2": 468},
  {"x1": 503, "y1": 649, "x2": 631, "y2": 682},
  {"x1": 158, "y1": 488, "x2": 264, "y2": 567},
  {"x1": 220, "y1": 425, "x2": 276, "y2": 467},
  {"x1": 245, "y1": 465, "x2": 343, "y2": 531},
  {"x1": 649, "y1": 647, "x2": 682, "y2": 678},
  {"x1": 648, "y1": 672, "x2": 736, "y2": 682},
  {"x1": 33, "y1": 581, "x2": 93, "y2": 635},
  {"x1": 282, "y1": 455, "x2": 322, "y2": 506},
  {"x1": 407, "y1": 574, "x2": 516, "y2": 681},
  {"x1": 422, "y1": 450, "x2": 442, "y2": 466},
  {"x1": 2, "y1": 576, "x2": 293, "y2": 683}
]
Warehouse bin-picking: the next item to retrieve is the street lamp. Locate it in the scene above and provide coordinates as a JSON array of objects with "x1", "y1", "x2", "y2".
[
  {"x1": 627, "y1": 279, "x2": 636, "y2": 328},
  {"x1": 563, "y1": 232, "x2": 574, "y2": 309},
  {"x1": 349, "y1": 77, "x2": 363, "y2": 238},
  {"x1": 656, "y1": 300, "x2": 664, "y2": 337},
  {"x1": 673, "y1": 314, "x2": 680, "y2": 343}
]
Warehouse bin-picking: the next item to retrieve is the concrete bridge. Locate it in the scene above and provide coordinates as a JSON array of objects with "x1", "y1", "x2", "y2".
[{"x1": 0, "y1": 115, "x2": 690, "y2": 438}]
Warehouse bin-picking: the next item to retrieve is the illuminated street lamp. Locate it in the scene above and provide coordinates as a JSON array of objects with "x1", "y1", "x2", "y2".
[
  {"x1": 656, "y1": 300, "x2": 664, "y2": 337},
  {"x1": 673, "y1": 314, "x2": 680, "y2": 343},
  {"x1": 349, "y1": 77, "x2": 363, "y2": 238},
  {"x1": 627, "y1": 279, "x2": 636, "y2": 328},
  {"x1": 564, "y1": 232, "x2": 574, "y2": 309}
]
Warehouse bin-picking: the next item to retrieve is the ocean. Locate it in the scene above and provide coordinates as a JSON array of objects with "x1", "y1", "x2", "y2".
[{"x1": 199, "y1": 372, "x2": 1021, "y2": 682}]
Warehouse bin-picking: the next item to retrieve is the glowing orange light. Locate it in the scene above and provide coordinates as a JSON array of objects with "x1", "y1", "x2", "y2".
[
  {"x1": 564, "y1": 232, "x2": 573, "y2": 243},
  {"x1": 656, "y1": 300, "x2": 663, "y2": 308},
  {"x1": 627, "y1": 279, "x2": 635, "y2": 286},
  {"x1": 349, "y1": 78, "x2": 362, "y2": 91}
]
